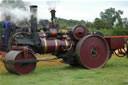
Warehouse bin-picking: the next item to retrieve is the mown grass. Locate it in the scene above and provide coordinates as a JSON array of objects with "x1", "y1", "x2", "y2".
[{"x1": 1, "y1": 57, "x2": 128, "y2": 85}]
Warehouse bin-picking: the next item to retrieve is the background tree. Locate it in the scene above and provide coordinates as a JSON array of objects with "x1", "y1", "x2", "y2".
[
  {"x1": 39, "y1": 19, "x2": 49, "y2": 30},
  {"x1": 122, "y1": 18, "x2": 128, "y2": 29},
  {"x1": 94, "y1": 18, "x2": 111, "y2": 29},
  {"x1": 85, "y1": 21, "x2": 94, "y2": 28},
  {"x1": 55, "y1": 18, "x2": 86, "y2": 29},
  {"x1": 100, "y1": 7, "x2": 123, "y2": 28}
]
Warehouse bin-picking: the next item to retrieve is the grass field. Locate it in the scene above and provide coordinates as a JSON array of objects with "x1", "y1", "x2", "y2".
[{"x1": 1, "y1": 57, "x2": 128, "y2": 85}]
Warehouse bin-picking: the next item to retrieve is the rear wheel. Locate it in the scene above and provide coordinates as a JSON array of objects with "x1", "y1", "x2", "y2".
[{"x1": 76, "y1": 35, "x2": 110, "y2": 69}]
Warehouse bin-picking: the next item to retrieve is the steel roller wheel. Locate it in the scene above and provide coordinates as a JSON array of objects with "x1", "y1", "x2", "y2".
[
  {"x1": 4, "y1": 51, "x2": 37, "y2": 75},
  {"x1": 76, "y1": 35, "x2": 110, "y2": 69}
]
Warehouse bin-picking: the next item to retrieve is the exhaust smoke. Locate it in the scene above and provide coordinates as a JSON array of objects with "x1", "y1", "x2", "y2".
[{"x1": 46, "y1": 0, "x2": 60, "y2": 10}]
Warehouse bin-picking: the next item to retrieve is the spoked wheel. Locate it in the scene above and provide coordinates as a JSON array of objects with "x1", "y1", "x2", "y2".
[
  {"x1": 8, "y1": 32, "x2": 30, "y2": 51},
  {"x1": 76, "y1": 35, "x2": 110, "y2": 69},
  {"x1": 3, "y1": 51, "x2": 37, "y2": 75}
]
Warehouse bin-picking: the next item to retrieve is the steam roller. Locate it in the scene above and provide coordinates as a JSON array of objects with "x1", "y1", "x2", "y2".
[
  {"x1": 1, "y1": 5, "x2": 127, "y2": 75},
  {"x1": 3, "y1": 51, "x2": 36, "y2": 75}
]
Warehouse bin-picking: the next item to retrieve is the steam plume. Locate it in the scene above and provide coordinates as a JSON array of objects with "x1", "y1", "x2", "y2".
[
  {"x1": 46, "y1": 0, "x2": 60, "y2": 10},
  {"x1": 0, "y1": 1, "x2": 31, "y2": 26}
]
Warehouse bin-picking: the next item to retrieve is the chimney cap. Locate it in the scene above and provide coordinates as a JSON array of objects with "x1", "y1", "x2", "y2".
[
  {"x1": 30, "y1": 5, "x2": 38, "y2": 8},
  {"x1": 50, "y1": 10, "x2": 56, "y2": 13}
]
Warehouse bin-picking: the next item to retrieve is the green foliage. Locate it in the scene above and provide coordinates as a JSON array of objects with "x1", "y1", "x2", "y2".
[
  {"x1": 85, "y1": 21, "x2": 94, "y2": 28},
  {"x1": 39, "y1": 19, "x2": 49, "y2": 28},
  {"x1": 88, "y1": 28, "x2": 113, "y2": 36},
  {"x1": 122, "y1": 18, "x2": 128, "y2": 29},
  {"x1": 91, "y1": 7, "x2": 126, "y2": 36},
  {"x1": 100, "y1": 28, "x2": 113, "y2": 36},
  {"x1": 112, "y1": 26, "x2": 128, "y2": 35},
  {"x1": 100, "y1": 7, "x2": 123, "y2": 28},
  {"x1": 56, "y1": 18, "x2": 86, "y2": 29},
  {"x1": 88, "y1": 28, "x2": 97, "y2": 32},
  {"x1": 94, "y1": 18, "x2": 112, "y2": 29}
]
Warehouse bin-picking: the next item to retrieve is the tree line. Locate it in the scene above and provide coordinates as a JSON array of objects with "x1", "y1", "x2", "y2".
[
  {"x1": 0, "y1": 0, "x2": 128, "y2": 36},
  {"x1": 54, "y1": 7, "x2": 128, "y2": 36},
  {"x1": 33, "y1": 7, "x2": 128, "y2": 36}
]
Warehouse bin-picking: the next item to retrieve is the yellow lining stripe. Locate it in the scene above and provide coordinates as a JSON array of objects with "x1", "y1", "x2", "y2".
[
  {"x1": 43, "y1": 39, "x2": 47, "y2": 53},
  {"x1": 65, "y1": 40, "x2": 69, "y2": 49},
  {"x1": 55, "y1": 39, "x2": 58, "y2": 52}
]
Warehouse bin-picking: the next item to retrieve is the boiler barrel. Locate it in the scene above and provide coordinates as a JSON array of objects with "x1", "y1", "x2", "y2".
[{"x1": 41, "y1": 39, "x2": 70, "y2": 53}]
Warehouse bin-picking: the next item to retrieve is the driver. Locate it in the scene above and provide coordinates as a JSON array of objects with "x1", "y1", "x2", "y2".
[{"x1": 2, "y1": 16, "x2": 15, "y2": 49}]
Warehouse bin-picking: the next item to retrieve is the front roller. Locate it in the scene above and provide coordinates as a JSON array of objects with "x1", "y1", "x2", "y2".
[
  {"x1": 76, "y1": 35, "x2": 110, "y2": 69},
  {"x1": 3, "y1": 51, "x2": 37, "y2": 75}
]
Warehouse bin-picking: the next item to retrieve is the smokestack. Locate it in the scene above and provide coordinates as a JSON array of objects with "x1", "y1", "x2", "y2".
[
  {"x1": 30, "y1": 5, "x2": 38, "y2": 32},
  {"x1": 50, "y1": 9, "x2": 56, "y2": 27}
]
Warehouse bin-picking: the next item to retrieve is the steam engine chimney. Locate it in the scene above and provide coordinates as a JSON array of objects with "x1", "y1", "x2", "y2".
[
  {"x1": 30, "y1": 5, "x2": 38, "y2": 32},
  {"x1": 50, "y1": 10, "x2": 56, "y2": 27}
]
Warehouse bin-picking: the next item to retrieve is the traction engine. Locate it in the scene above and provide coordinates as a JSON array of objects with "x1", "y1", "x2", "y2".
[{"x1": 1, "y1": 5, "x2": 126, "y2": 75}]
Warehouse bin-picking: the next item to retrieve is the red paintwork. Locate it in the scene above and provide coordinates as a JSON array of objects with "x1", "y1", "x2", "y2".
[
  {"x1": 23, "y1": 47, "x2": 29, "y2": 59},
  {"x1": 107, "y1": 35, "x2": 128, "y2": 38},
  {"x1": 12, "y1": 46, "x2": 32, "y2": 59},
  {"x1": 4, "y1": 51, "x2": 36, "y2": 75},
  {"x1": 46, "y1": 39, "x2": 56, "y2": 53},
  {"x1": 15, "y1": 51, "x2": 36, "y2": 75},
  {"x1": 76, "y1": 35, "x2": 109, "y2": 69},
  {"x1": 74, "y1": 26, "x2": 86, "y2": 38},
  {"x1": 49, "y1": 29, "x2": 57, "y2": 37},
  {"x1": 12, "y1": 46, "x2": 29, "y2": 50},
  {"x1": 41, "y1": 39, "x2": 70, "y2": 53},
  {"x1": 105, "y1": 37, "x2": 125, "y2": 49}
]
